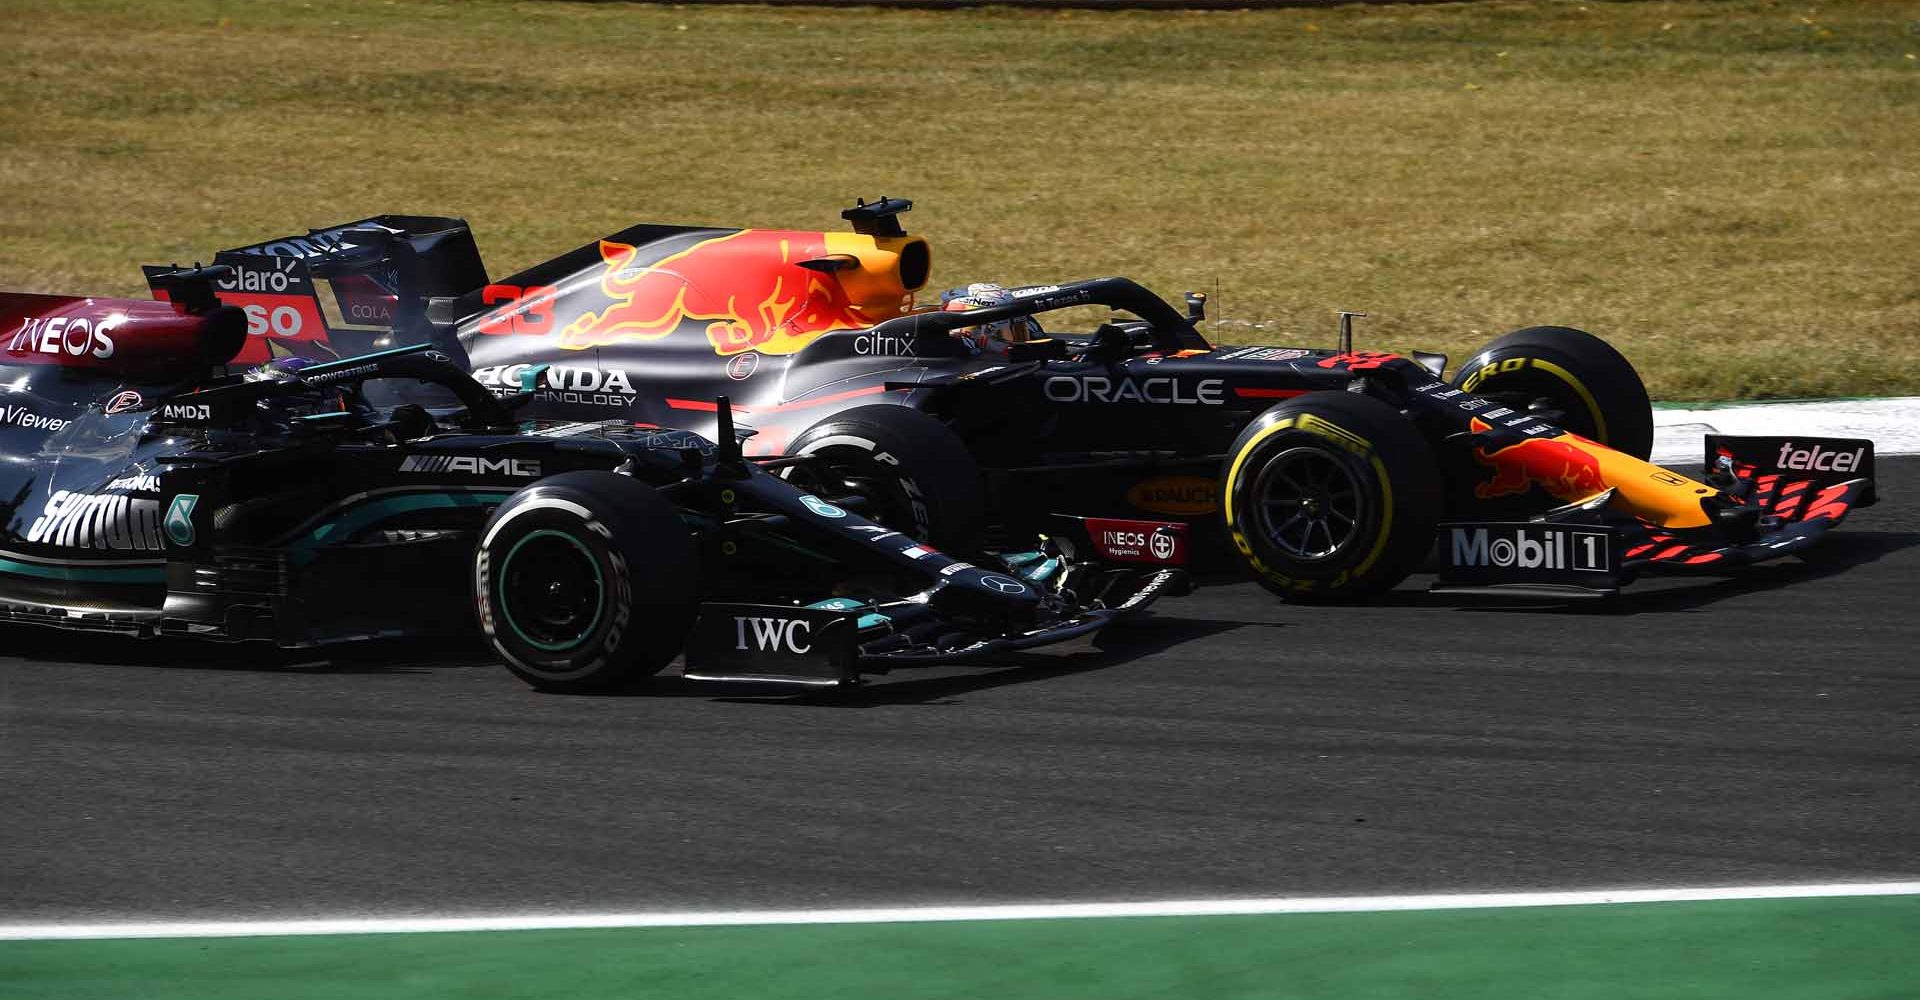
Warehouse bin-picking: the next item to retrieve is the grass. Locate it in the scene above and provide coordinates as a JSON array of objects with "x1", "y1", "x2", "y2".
[{"x1": 1, "y1": 0, "x2": 1915, "y2": 400}]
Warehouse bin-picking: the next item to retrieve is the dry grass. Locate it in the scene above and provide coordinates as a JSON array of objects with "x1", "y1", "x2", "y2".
[{"x1": 2, "y1": 0, "x2": 1916, "y2": 399}]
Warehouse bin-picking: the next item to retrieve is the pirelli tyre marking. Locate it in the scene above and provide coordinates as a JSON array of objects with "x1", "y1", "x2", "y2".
[
  {"x1": 1223, "y1": 413, "x2": 1396, "y2": 592},
  {"x1": 1457, "y1": 357, "x2": 1609, "y2": 443}
]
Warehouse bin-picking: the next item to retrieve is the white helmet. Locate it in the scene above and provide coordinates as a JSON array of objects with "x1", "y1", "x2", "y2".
[{"x1": 939, "y1": 283, "x2": 1041, "y2": 355}]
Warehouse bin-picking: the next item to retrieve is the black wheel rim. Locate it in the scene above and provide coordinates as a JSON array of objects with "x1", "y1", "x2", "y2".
[
  {"x1": 498, "y1": 530, "x2": 604, "y2": 652},
  {"x1": 1250, "y1": 446, "x2": 1367, "y2": 562}
]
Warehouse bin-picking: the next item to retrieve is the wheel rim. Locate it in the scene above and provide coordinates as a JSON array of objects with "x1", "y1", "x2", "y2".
[
  {"x1": 498, "y1": 529, "x2": 604, "y2": 652},
  {"x1": 1250, "y1": 446, "x2": 1367, "y2": 562}
]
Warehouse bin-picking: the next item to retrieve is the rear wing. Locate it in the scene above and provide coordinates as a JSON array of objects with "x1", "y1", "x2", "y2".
[{"x1": 143, "y1": 215, "x2": 485, "y2": 365}]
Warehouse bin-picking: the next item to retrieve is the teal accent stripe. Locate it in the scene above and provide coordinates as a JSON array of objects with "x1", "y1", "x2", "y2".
[
  {"x1": 0, "y1": 556, "x2": 164, "y2": 584},
  {"x1": 0, "y1": 492, "x2": 513, "y2": 583},
  {"x1": 804, "y1": 599, "x2": 890, "y2": 631},
  {"x1": 497, "y1": 529, "x2": 603, "y2": 652},
  {"x1": 1021, "y1": 557, "x2": 1061, "y2": 583},
  {"x1": 289, "y1": 492, "x2": 515, "y2": 554}
]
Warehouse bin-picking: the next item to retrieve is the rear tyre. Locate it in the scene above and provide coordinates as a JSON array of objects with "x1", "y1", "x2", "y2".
[
  {"x1": 475, "y1": 471, "x2": 697, "y2": 692},
  {"x1": 786, "y1": 404, "x2": 985, "y2": 549},
  {"x1": 1451, "y1": 326, "x2": 1653, "y2": 459},
  {"x1": 1221, "y1": 391, "x2": 1442, "y2": 602}
]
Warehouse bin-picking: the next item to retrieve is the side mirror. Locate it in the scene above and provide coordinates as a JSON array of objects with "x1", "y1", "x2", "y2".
[
  {"x1": 1086, "y1": 324, "x2": 1132, "y2": 363},
  {"x1": 1184, "y1": 291, "x2": 1207, "y2": 323},
  {"x1": 500, "y1": 363, "x2": 550, "y2": 411}
]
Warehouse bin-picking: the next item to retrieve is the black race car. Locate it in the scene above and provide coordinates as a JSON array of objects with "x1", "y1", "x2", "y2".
[
  {"x1": 148, "y1": 199, "x2": 1877, "y2": 601},
  {"x1": 0, "y1": 267, "x2": 1186, "y2": 690}
]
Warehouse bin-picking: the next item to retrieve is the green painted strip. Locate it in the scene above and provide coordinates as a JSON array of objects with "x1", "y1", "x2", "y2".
[
  {"x1": 0, "y1": 556, "x2": 164, "y2": 584},
  {"x1": 4, "y1": 895, "x2": 1916, "y2": 1000},
  {"x1": 292, "y1": 492, "x2": 514, "y2": 552}
]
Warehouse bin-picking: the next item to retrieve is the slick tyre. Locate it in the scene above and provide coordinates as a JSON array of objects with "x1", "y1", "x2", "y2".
[
  {"x1": 475, "y1": 471, "x2": 697, "y2": 693},
  {"x1": 1451, "y1": 326, "x2": 1653, "y2": 460},
  {"x1": 1222, "y1": 392, "x2": 1442, "y2": 602},
  {"x1": 786, "y1": 404, "x2": 985, "y2": 549}
]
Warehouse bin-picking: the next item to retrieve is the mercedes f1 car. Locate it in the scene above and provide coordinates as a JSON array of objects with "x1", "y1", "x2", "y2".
[
  {"x1": 154, "y1": 199, "x2": 1877, "y2": 602},
  {"x1": 0, "y1": 267, "x2": 1188, "y2": 690}
]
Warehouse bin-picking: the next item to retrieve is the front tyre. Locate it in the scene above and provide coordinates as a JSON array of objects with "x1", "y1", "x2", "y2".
[
  {"x1": 1221, "y1": 391, "x2": 1441, "y2": 602},
  {"x1": 475, "y1": 471, "x2": 698, "y2": 692},
  {"x1": 786, "y1": 404, "x2": 985, "y2": 549},
  {"x1": 1451, "y1": 326, "x2": 1653, "y2": 460}
]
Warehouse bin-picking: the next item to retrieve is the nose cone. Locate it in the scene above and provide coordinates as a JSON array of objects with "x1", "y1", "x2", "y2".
[{"x1": 927, "y1": 567, "x2": 1043, "y2": 626}]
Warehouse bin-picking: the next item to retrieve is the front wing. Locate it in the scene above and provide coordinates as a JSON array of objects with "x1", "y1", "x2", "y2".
[
  {"x1": 1432, "y1": 434, "x2": 1876, "y2": 598},
  {"x1": 681, "y1": 568, "x2": 1187, "y2": 686}
]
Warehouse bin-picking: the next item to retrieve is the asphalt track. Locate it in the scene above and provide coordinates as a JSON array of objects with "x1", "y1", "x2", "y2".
[{"x1": 3, "y1": 459, "x2": 1917, "y2": 924}]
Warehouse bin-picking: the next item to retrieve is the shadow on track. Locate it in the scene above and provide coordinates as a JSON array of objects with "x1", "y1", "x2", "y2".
[
  {"x1": 8, "y1": 529, "x2": 1905, "y2": 686},
  {"x1": 1434, "y1": 529, "x2": 1920, "y2": 615},
  {"x1": 0, "y1": 625, "x2": 489, "y2": 676}
]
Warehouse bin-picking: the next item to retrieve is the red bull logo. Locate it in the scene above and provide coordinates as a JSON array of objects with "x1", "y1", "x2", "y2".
[
  {"x1": 557, "y1": 231, "x2": 880, "y2": 357},
  {"x1": 1470, "y1": 418, "x2": 1610, "y2": 501}
]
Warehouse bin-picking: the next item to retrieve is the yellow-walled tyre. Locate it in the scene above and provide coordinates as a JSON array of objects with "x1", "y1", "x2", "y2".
[
  {"x1": 1451, "y1": 326, "x2": 1653, "y2": 460},
  {"x1": 1221, "y1": 392, "x2": 1441, "y2": 602}
]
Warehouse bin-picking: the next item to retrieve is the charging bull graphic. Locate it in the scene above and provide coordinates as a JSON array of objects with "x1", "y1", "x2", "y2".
[
  {"x1": 557, "y1": 231, "x2": 890, "y2": 357},
  {"x1": 1470, "y1": 417, "x2": 1610, "y2": 501}
]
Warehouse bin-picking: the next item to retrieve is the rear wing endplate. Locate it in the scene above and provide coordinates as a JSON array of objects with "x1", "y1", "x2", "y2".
[{"x1": 142, "y1": 215, "x2": 483, "y2": 365}]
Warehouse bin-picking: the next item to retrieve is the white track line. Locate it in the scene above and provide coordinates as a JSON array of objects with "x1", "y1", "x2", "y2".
[
  {"x1": 5, "y1": 882, "x2": 1918, "y2": 941},
  {"x1": 1651, "y1": 397, "x2": 1920, "y2": 465}
]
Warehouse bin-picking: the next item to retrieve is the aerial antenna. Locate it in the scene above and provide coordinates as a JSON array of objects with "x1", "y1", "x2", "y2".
[
  {"x1": 1338, "y1": 310, "x2": 1367, "y2": 354},
  {"x1": 713, "y1": 396, "x2": 748, "y2": 479}
]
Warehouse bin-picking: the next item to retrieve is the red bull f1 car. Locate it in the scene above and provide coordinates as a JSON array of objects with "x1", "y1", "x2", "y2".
[
  {"x1": 0, "y1": 266, "x2": 1188, "y2": 691},
  {"x1": 141, "y1": 198, "x2": 1876, "y2": 603}
]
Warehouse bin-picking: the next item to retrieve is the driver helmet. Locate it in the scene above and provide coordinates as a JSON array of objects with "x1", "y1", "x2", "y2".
[
  {"x1": 243, "y1": 355, "x2": 352, "y2": 420},
  {"x1": 243, "y1": 355, "x2": 318, "y2": 383},
  {"x1": 940, "y1": 283, "x2": 1041, "y2": 355}
]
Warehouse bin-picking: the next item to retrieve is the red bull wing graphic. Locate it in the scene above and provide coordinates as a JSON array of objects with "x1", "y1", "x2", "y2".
[
  {"x1": 1468, "y1": 417, "x2": 1610, "y2": 502},
  {"x1": 1615, "y1": 476, "x2": 1868, "y2": 571},
  {"x1": 1438, "y1": 430, "x2": 1875, "y2": 594},
  {"x1": 555, "y1": 230, "x2": 881, "y2": 357},
  {"x1": 1461, "y1": 415, "x2": 1728, "y2": 531}
]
